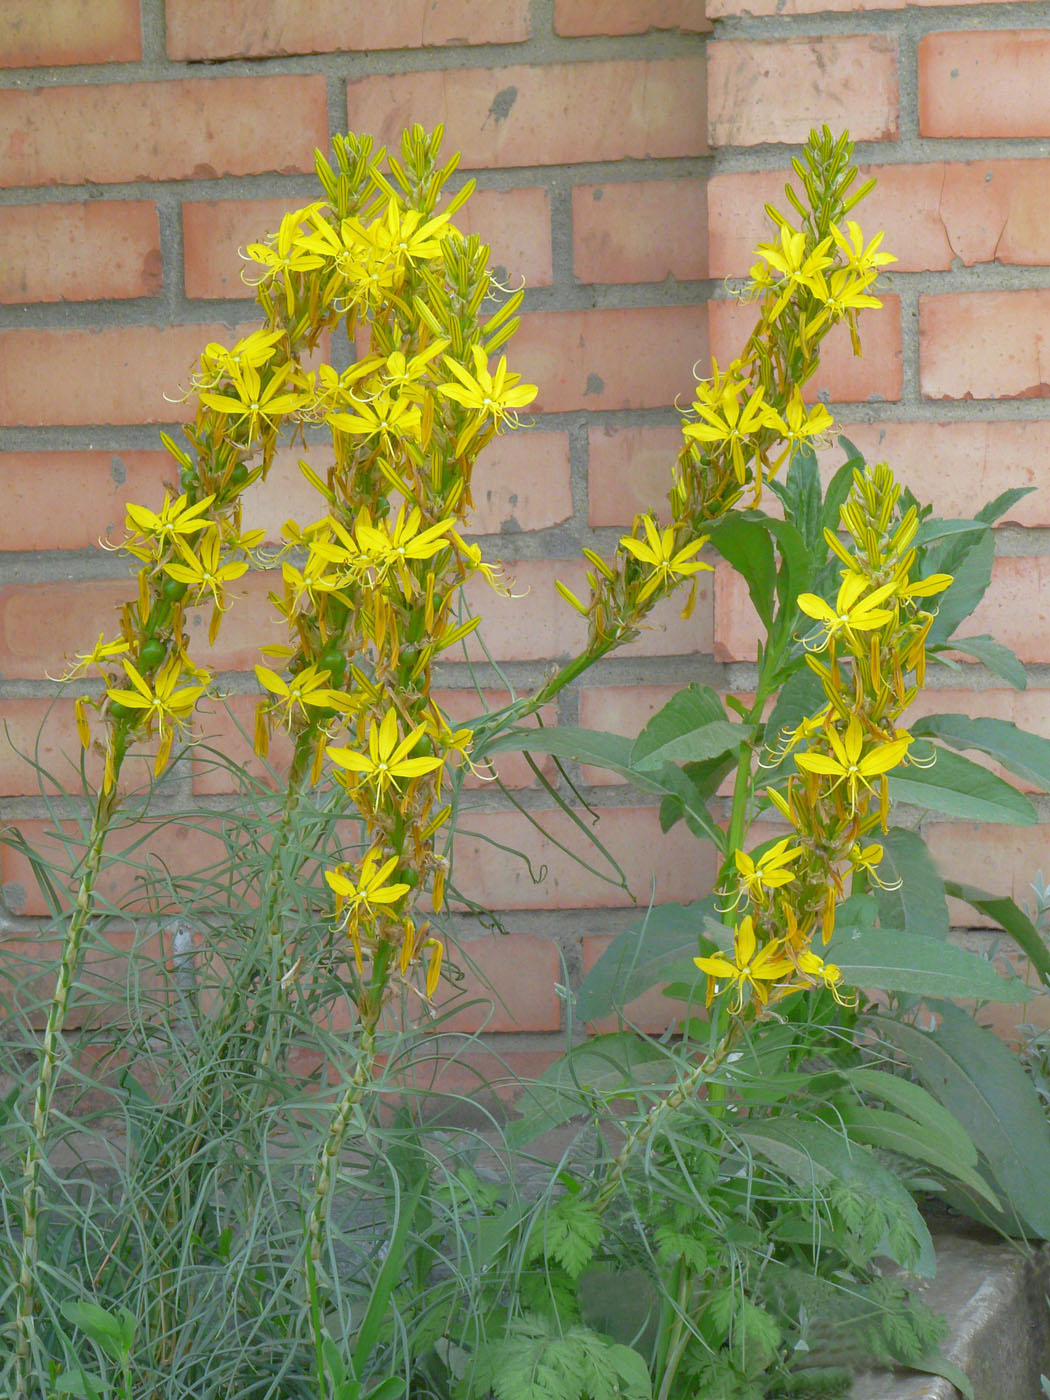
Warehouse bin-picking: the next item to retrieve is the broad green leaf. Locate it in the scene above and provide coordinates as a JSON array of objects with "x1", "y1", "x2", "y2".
[
  {"x1": 508, "y1": 1033, "x2": 674, "y2": 1146},
  {"x1": 909, "y1": 1352, "x2": 976, "y2": 1400},
  {"x1": 656, "y1": 753, "x2": 734, "y2": 847},
  {"x1": 943, "y1": 880, "x2": 1050, "y2": 984},
  {"x1": 364, "y1": 1380, "x2": 407, "y2": 1400},
  {"x1": 771, "y1": 443, "x2": 822, "y2": 554},
  {"x1": 60, "y1": 1301, "x2": 134, "y2": 1363},
  {"x1": 735, "y1": 1116, "x2": 934, "y2": 1274},
  {"x1": 975, "y1": 485, "x2": 1035, "y2": 526},
  {"x1": 869, "y1": 1004, "x2": 1050, "y2": 1239},
  {"x1": 872, "y1": 827, "x2": 949, "y2": 941},
  {"x1": 834, "y1": 1105, "x2": 999, "y2": 1206},
  {"x1": 948, "y1": 635, "x2": 1028, "y2": 690},
  {"x1": 846, "y1": 1066, "x2": 977, "y2": 1165},
  {"x1": 707, "y1": 513, "x2": 776, "y2": 630},
  {"x1": 889, "y1": 746, "x2": 1036, "y2": 824},
  {"x1": 912, "y1": 712, "x2": 1050, "y2": 793},
  {"x1": 927, "y1": 528, "x2": 994, "y2": 647},
  {"x1": 765, "y1": 516, "x2": 813, "y2": 616},
  {"x1": 913, "y1": 518, "x2": 986, "y2": 548},
  {"x1": 827, "y1": 926, "x2": 1032, "y2": 1002},
  {"x1": 476, "y1": 727, "x2": 642, "y2": 780},
  {"x1": 351, "y1": 1185, "x2": 422, "y2": 1378},
  {"x1": 630, "y1": 685, "x2": 743, "y2": 769},
  {"x1": 575, "y1": 901, "x2": 719, "y2": 1022}
]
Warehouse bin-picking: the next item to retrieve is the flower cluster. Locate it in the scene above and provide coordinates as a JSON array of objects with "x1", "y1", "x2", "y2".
[
  {"x1": 696, "y1": 462, "x2": 952, "y2": 1014},
  {"x1": 556, "y1": 129, "x2": 893, "y2": 670},
  {"x1": 60, "y1": 125, "x2": 536, "y2": 1014}
]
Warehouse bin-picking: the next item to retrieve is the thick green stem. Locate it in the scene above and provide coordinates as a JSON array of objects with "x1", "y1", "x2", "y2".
[
  {"x1": 306, "y1": 944, "x2": 391, "y2": 1279},
  {"x1": 14, "y1": 775, "x2": 121, "y2": 1399}
]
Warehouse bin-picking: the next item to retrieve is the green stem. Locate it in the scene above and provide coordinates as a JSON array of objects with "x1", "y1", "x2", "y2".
[
  {"x1": 655, "y1": 1260, "x2": 693, "y2": 1400},
  {"x1": 14, "y1": 769, "x2": 123, "y2": 1399},
  {"x1": 306, "y1": 944, "x2": 392, "y2": 1281}
]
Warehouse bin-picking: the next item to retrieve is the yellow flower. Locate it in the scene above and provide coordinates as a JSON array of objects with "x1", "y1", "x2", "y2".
[
  {"x1": 694, "y1": 915, "x2": 796, "y2": 1013},
  {"x1": 55, "y1": 633, "x2": 130, "y2": 682},
  {"x1": 831, "y1": 220, "x2": 896, "y2": 276},
  {"x1": 327, "y1": 709, "x2": 443, "y2": 806},
  {"x1": 326, "y1": 391, "x2": 421, "y2": 446},
  {"x1": 796, "y1": 572, "x2": 897, "y2": 652},
  {"x1": 731, "y1": 838, "x2": 803, "y2": 906},
  {"x1": 124, "y1": 492, "x2": 215, "y2": 556},
  {"x1": 254, "y1": 662, "x2": 351, "y2": 728},
  {"x1": 240, "y1": 202, "x2": 327, "y2": 312},
  {"x1": 324, "y1": 847, "x2": 412, "y2": 967},
  {"x1": 619, "y1": 515, "x2": 711, "y2": 606},
  {"x1": 437, "y1": 345, "x2": 538, "y2": 455},
  {"x1": 200, "y1": 361, "x2": 306, "y2": 443},
  {"x1": 796, "y1": 949, "x2": 854, "y2": 1006},
  {"x1": 794, "y1": 715, "x2": 910, "y2": 815},
  {"x1": 163, "y1": 528, "x2": 248, "y2": 611},
  {"x1": 682, "y1": 385, "x2": 786, "y2": 485},
  {"x1": 755, "y1": 225, "x2": 835, "y2": 319},
  {"x1": 105, "y1": 656, "x2": 208, "y2": 773}
]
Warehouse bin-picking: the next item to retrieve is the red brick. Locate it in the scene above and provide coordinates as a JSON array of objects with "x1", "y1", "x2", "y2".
[
  {"x1": 190, "y1": 693, "x2": 295, "y2": 797},
  {"x1": 713, "y1": 561, "x2": 758, "y2": 662},
  {"x1": 388, "y1": 1047, "x2": 560, "y2": 1106},
  {"x1": 454, "y1": 187, "x2": 554, "y2": 287},
  {"x1": 555, "y1": 0, "x2": 709, "y2": 33},
  {"x1": 0, "y1": 451, "x2": 172, "y2": 550},
  {"x1": 577, "y1": 683, "x2": 683, "y2": 785},
  {"x1": 462, "y1": 556, "x2": 713, "y2": 663},
  {"x1": 452, "y1": 804, "x2": 718, "y2": 910},
  {"x1": 167, "y1": 0, "x2": 528, "y2": 58},
  {"x1": 920, "y1": 32, "x2": 1050, "y2": 139},
  {"x1": 183, "y1": 186, "x2": 553, "y2": 300},
  {"x1": 463, "y1": 428, "x2": 572, "y2": 534},
  {"x1": 813, "y1": 422, "x2": 1050, "y2": 528},
  {"x1": 0, "y1": 323, "x2": 250, "y2": 427},
  {"x1": 925, "y1": 822, "x2": 1050, "y2": 925},
  {"x1": 515, "y1": 306, "x2": 709, "y2": 414},
  {"x1": 0, "y1": 201, "x2": 159, "y2": 304},
  {"x1": 710, "y1": 160, "x2": 1050, "y2": 279},
  {"x1": 708, "y1": 37, "x2": 898, "y2": 148},
  {"x1": 0, "y1": 699, "x2": 87, "y2": 796},
  {"x1": 921, "y1": 291, "x2": 1050, "y2": 402},
  {"x1": 435, "y1": 933, "x2": 562, "y2": 1033},
  {"x1": 0, "y1": 579, "x2": 131, "y2": 681},
  {"x1": 572, "y1": 180, "x2": 707, "y2": 285},
  {"x1": 588, "y1": 425, "x2": 685, "y2": 527},
  {"x1": 0, "y1": 0, "x2": 140, "y2": 67},
  {"x1": 462, "y1": 559, "x2": 589, "y2": 662},
  {"x1": 347, "y1": 59, "x2": 707, "y2": 169},
  {"x1": 2, "y1": 817, "x2": 226, "y2": 919},
  {"x1": 710, "y1": 0, "x2": 1039, "y2": 15},
  {"x1": 435, "y1": 690, "x2": 558, "y2": 791},
  {"x1": 709, "y1": 295, "x2": 902, "y2": 403},
  {"x1": 971, "y1": 557, "x2": 1050, "y2": 666},
  {"x1": 0, "y1": 77, "x2": 327, "y2": 189}
]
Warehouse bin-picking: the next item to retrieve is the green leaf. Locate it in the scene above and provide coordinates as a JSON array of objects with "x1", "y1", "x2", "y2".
[
  {"x1": 655, "y1": 754, "x2": 734, "y2": 848},
  {"x1": 530, "y1": 1196, "x2": 602, "y2": 1279},
  {"x1": 364, "y1": 1380, "x2": 407, "y2": 1400},
  {"x1": 948, "y1": 635, "x2": 1028, "y2": 690},
  {"x1": 827, "y1": 926, "x2": 1032, "y2": 1002},
  {"x1": 872, "y1": 827, "x2": 949, "y2": 940},
  {"x1": 927, "y1": 528, "x2": 994, "y2": 647},
  {"x1": 350, "y1": 1184, "x2": 422, "y2": 1379},
  {"x1": 508, "y1": 1033, "x2": 673, "y2": 1146},
  {"x1": 908, "y1": 1352, "x2": 975, "y2": 1400},
  {"x1": 975, "y1": 485, "x2": 1034, "y2": 526},
  {"x1": 575, "y1": 901, "x2": 719, "y2": 1022},
  {"x1": 912, "y1": 712, "x2": 1050, "y2": 793},
  {"x1": 870, "y1": 1004, "x2": 1050, "y2": 1239},
  {"x1": 708, "y1": 513, "x2": 776, "y2": 630},
  {"x1": 943, "y1": 880, "x2": 1050, "y2": 985},
  {"x1": 55, "y1": 1372, "x2": 106, "y2": 1400},
  {"x1": 630, "y1": 689, "x2": 743, "y2": 770},
  {"x1": 476, "y1": 727, "x2": 650, "y2": 784},
  {"x1": 60, "y1": 1301, "x2": 134, "y2": 1364},
  {"x1": 889, "y1": 746, "x2": 1036, "y2": 824},
  {"x1": 735, "y1": 1117, "x2": 934, "y2": 1273},
  {"x1": 834, "y1": 1105, "x2": 999, "y2": 1207},
  {"x1": 774, "y1": 443, "x2": 822, "y2": 554},
  {"x1": 847, "y1": 1066, "x2": 977, "y2": 1167},
  {"x1": 823, "y1": 442, "x2": 862, "y2": 537}
]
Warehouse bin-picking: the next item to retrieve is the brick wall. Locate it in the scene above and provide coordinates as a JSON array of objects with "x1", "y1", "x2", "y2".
[{"x1": 1, "y1": 0, "x2": 1048, "y2": 1068}]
